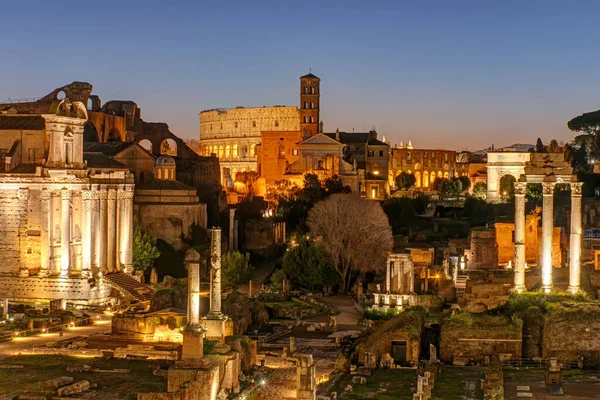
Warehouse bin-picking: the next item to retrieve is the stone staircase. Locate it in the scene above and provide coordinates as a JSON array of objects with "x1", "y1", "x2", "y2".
[
  {"x1": 103, "y1": 272, "x2": 154, "y2": 302},
  {"x1": 455, "y1": 275, "x2": 468, "y2": 297}
]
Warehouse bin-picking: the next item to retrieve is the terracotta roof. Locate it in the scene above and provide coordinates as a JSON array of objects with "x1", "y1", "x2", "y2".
[
  {"x1": 83, "y1": 152, "x2": 128, "y2": 169},
  {"x1": 0, "y1": 115, "x2": 45, "y2": 130},
  {"x1": 324, "y1": 131, "x2": 376, "y2": 144}
]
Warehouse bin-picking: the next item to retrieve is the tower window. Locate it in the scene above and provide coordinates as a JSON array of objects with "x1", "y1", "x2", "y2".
[
  {"x1": 304, "y1": 101, "x2": 309, "y2": 109},
  {"x1": 310, "y1": 116, "x2": 314, "y2": 123},
  {"x1": 311, "y1": 87, "x2": 315, "y2": 94},
  {"x1": 379, "y1": 151, "x2": 383, "y2": 157},
  {"x1": 310, "y1": 101, "x2": 314, "y2": 109},
  {"x1": 304, "y1": 116, "x2": 308, "y2": 123},
  {"x1": 304, "y1": 87, "x2": 309, "y2": 94}
]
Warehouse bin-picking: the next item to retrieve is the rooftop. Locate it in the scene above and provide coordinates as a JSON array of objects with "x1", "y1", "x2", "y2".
[
  {"x1": 0, "y1": 115, "x2": 45, "y2": 130},
  {"x1": 83, "y1": 152, "x2": 129, "y2": 169}
]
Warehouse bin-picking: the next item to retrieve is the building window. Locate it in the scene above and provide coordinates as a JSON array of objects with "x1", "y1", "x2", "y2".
[
  {"x1": 371, "y1": 185, "x2": 379, "y2": 199},
  {"x1": 292, "y1": 149, "x2": 298, "y2": 156},
  {"x1": 220, "y1": 123, "x2": 223, "y2": 129},
  {"x1": 225, "y1": 145, "x2": 231, "y2": 158},
  {"x1": 379, "y1": 150, "x2": 383, "y2": 157},
  {"x1": 251, "y1": 144, "x2": 257, "y2": 157},
  {"x1": 26, "y1": 246, "x2": 33, "y2": 254},
  {"x1": 252, "y1": 121, "x2": 256, "y2": 128},
  {"x1": 218, "y1": 145, "x2": 224, "y2": 159},
  {"x1": 368, "y1": 150, "x2": 374, "y2": 157},
  {"x1": 407, "y1": 152, "x2": 412, "y2": 162},
  {"x1": 234, "y1": 122, "x2": 238, "y2": 128},
  {"x1": 232, "y1": 144, "x2": 238, "y2": 158},
  {"x1": 275, "y1": 120, "x2": 279, "y2": 127},
  {"x1": 304, "y1": 116, "x2": 308, "y2": 123},
  {"x1": 310, "y1": 116, "x2": 314, "y2": 123},
  {"x1": 445, "y1": 153, "x2": 448, "y2": 161},
  {"x1": 318, "y1": 160, "x2": 324, "y2": 169},
  {"x1": 304, "y1": 101, "x2": 309, "y2": 109},
  {"x1": 304, "y1": 87, "x2": 309, "y2": 94},
  {"x1": 424, "y1": 151, "x2": 427, "y2": 158},
  {"x1": 311, "y1": 87, "x2": 315, "y2": 94},
  {"x1": 310, "y1": 101, "x2": 315, "y2": 109}
]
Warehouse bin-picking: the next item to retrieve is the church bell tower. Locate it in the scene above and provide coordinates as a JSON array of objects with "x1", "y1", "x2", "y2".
[{"x1": 299, "y1": 72, "x2": 320, "y2": 138}]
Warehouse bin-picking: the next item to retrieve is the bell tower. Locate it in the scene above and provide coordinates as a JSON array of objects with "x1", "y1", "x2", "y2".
[{"x1": 299, "y1": 72, "x2": 320, "y2": 138}]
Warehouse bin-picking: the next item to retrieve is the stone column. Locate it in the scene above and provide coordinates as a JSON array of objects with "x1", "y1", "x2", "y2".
[
  {"x1": 385, "y1": 257, "x2": 391, "y2": 293},
  {"x1": 39, "y1": 189, "x2": 51, "y2": 277},
  {"x1": 123, "y1": 185, "x2": 134, "y2": 274},
  {"x1": 91, "y1": 187, "x2": 100, "y2": 271},
  {"x1": 187, "y1": 253, "x2": 201, "y2": 327},
  {"x1": 107, "y1": 188, "x2": 117, "y2": 272},
  {"x1": 542, "y1": 182, "x2": 555, "y2": 292},
  {"x1": 60, "y1": 188, "x2": 71, "y2": 277},
  {"x1": 228, "y1": 208, "x2": 235, "y2": 252},
  {"x1": 81, "y1": 189, "x2": 92, "y2": 277},
  {"x1": 2, "y1": 299, "x2": 8, "y2": 319},
  {"x1": 296, "y1": 354, "x2": 316, "y2": 400},
  {"x1": 98, "y1": 186, "x2": 108, "y2": 273},
  {"x1": 209, "y1": 228, "x2": 223, "y2": 317},
  {"x1": 514, "y1": 182, "x2": 527, "y2": 293},
  {"x1": 569, "y1": 182, "x2": 583, "y2": 294}
]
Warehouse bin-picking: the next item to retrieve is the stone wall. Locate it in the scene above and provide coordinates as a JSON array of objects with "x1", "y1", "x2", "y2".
[
  {"x1": 467, "y1": 227, "x2": 497, "y2": 269},
  {"x1": 0, "y1": 189, "x2": 28, "y2": 272},
  {"x1": 0, "y1": 275, "x2": 113, "y2": 304},
  {"x1": 111, "y1": 312, "x2": 186, "y2": 338}
]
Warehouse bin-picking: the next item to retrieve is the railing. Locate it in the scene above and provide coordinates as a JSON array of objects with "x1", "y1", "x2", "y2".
[{"x1": 0, "y1": 97, "x2": 41, "y2": 104}]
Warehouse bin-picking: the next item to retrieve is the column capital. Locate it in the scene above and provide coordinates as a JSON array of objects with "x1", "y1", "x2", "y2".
[
  {"x1": 82, "y1": 189, "x2": 92, "y2": 200},
  {"x1": 40, "y1": 188, "x2": 51, "y2": 201},
  {"x1": 18, "y1": 188, "x2": 29, "y2": 200},
  {"x1": 122, "y1": 190, "x2": 134, "y2": 200},
  {"x1": 117, "y1": 188, "x2": 125, "y2": 199},
  {"x1": 107, "y1": 188, "x2": 117, "y2": 200},
  {"x1": 542, "y1": 182, "x2": 556, "y2": 195},
  {"x1": 570, "y1": 182, "x2": 583, "y2": 196},
  {"x1": 514, "y1": 182, "x2": 527, "y2": 195},
  {"x1": 98, "y1": 189, "x2": 108, "y2": 200},
  {"x1": 61, "y1": 188, "x2": 71, "y2": 200}
]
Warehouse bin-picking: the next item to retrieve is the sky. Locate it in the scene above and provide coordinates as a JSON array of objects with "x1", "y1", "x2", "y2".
[{"x1": 2, "y1": 0, "x2": 600, "y2": 150}]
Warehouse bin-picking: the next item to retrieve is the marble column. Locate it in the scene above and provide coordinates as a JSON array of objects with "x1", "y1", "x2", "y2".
[
  {"x1": 39, "y1": 189, "x2": 51, "y2": 277},
  {"x1": 91, "y1": 186, "x2": 100, "y2": 271},
  {"x1": 569, "y1": 182, "x2": 583, "y2": 294},
  {"x1": 116, "y1": 186, "x2": 122, "y2": 268},
  {"x1": 107, "y1": 188, "x2": 117, "y2": 272},
  {"x1": 81, "y1": 189, "x2": 92, "y2": 277},
  {"x1": 60, "y1": 188, "x2": 71, "y2": 277},
  {"x1": 121, "y1": 185, "x2": 134, "y2": 274},
  {"x1": 188, "y1": 258, "x2": 201, "y2": 326},
  {"x1": 228, "y1": 208, "x2": 235, "y2": 252},
  {"x1": 542, "y1": 182, "x2": 555, "y2": 292},
  {"x1": 2, "y1": 299, "x2": 8, "y2": 319},
  {"x1": 98, "y1": 186, "x2": 108, "y2": 273},
  {"x1": 514, "y1": 182, "x2": 527, "y2": 293},
  {"x1": 209, "y1": 228, "x2": 223, "y2": 317},
  {"x1": 385, "y1": 257, "x2": 391, "y2": 293}
]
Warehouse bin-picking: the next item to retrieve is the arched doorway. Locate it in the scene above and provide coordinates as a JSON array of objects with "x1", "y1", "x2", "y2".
[
  {"x1": 499, "y1": 174, "x2": 517, "y2": 200},
  {"x1": 83, "y1": 122, "x2": 99, "y2": 142}
]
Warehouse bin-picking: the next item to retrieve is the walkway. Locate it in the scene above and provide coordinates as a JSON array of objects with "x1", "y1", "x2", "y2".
[
  {"x1": 0, "y1": 320, "x2": 111, "y2": 360},
  {"x1": 317, "y1": 296, "x2": 362, "y2": 326}
]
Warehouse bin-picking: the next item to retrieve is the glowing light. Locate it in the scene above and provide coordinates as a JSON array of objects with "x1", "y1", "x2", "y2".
[
  {"x1": 373, "y1": 170, "x2": 379, "y2": 175},
  {"x1": 260, "y1": 379, "x2": 266, "y2": 386}
]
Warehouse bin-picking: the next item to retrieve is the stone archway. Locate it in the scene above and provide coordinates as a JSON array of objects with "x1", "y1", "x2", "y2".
[
  {"x1": 83, "y1": 122, "x2": 99, "y2": 142},
  {"x1": 160, "y1": 138, "x2": 177, "y2": 156},
  {"x1": 107, "y1": 128, "x2": 122, "y2": 142},
  {"x1": 138, "y1": 139, "x2": 153, "y2": 153},
  {"x1": 499, "y1": 174, "x2": 517, "y2": 200}
]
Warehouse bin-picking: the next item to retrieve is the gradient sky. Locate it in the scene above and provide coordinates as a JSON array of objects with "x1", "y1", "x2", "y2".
[{"x1": 2, "y1": 1, "x2": 600, "y2": 150}]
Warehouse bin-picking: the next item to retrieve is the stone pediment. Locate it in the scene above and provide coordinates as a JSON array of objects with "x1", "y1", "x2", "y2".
[{"x1": 299, "y1": 133, "x2": 342, "y2": 146}]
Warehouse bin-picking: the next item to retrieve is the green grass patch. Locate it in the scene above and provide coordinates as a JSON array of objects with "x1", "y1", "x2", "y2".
[
  {"x1": 431, "y1": 366, "x2": 485, "y2": 399},
  {"x1": 330, "y1": 369, "x2": 415, "y2": 400},
  {"x1": 0, "y1": 355, "x2": 166, "y2": 399}
]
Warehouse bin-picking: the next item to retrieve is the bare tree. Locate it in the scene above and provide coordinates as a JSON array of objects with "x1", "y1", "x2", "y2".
[{"x1": 307, "y1": 193, "x2": 393, "y2": 293}]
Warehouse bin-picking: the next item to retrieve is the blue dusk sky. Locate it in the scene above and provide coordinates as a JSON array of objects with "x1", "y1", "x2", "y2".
[{"x1": 2, "y1": 1, "x2": 600, "y2": 150}]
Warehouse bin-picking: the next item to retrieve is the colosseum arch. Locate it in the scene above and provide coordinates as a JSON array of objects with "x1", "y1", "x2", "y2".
[
  {"x1": 83, "y1": 122, "x2": 100, "y2": 142},
  {"x1": 107, "y1": 128, "x2": 122, "y2": 142},
  {"x1": 160, "y1": 138, "x2": 177, "y2": 156},
  {"x1": 139, "y1": 139, "x2": 153, "y2": 153}
]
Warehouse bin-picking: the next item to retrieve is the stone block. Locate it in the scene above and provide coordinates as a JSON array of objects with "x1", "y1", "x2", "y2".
[{"x1": 453, "y1": 356, "x2": 469, "y2": 366}]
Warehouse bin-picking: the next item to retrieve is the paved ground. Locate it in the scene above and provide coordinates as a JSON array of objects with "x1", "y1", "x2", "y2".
[
  {"x1": 0, "y1": 320, "x2": 111, "y2": 359},
  {"x1": 504, "y1": 368, "x2": 600, "y2": 399},
  {"x1": 317, "y1": 296, "x2": 362, "y2": 326}
]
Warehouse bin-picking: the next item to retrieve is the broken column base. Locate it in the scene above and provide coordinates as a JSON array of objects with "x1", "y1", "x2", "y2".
[
  {"x1": 166, "y1": 363, "x2": 220, "y2": 399},
  {"x1": 201, "y1": 316, "x2": 234, "y2": 343},
  {"x1": 179, "y1": 327, "x2": 209, "y2": 367}
]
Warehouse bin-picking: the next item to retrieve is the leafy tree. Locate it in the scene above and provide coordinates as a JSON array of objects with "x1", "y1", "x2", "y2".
[
  {"x1": 567, "y1": 109, "x2": 600, "y2": 136},
  {"x1": 222, "y1": 251, "x2": 255, "y2": 291},
  {"x1": 547, "y1": 139, "x2": 560, "y2": 153},
  {"x1": 265, "y1": 179, "x2": 299, "y2": 207},
  {"x1": 324, "y1": 175, "x2": 351, "y2": 195},
  {"x1": 440, "y1": 178, "x2": 462, "y2": 197},
  {"x1": 526, "y1": 183, "x2": 543, "y2": 204},
  {"x1": 472, "y1": 182, "x2": 487, "y2": 200},
  {"x1": 300, "y1": 173, "x2": 325, "y2": 204},
  {"x1": 499, "y1": 175, "x2": 516, "y2": 200},
  {"x1": 133, "y1": 220, "x2": 161, "y2": 272},
  {"x1": 458, "y1": 176, "x2": 471, "y2": 193},
  {"x1": 382, "y1": 197, "x2": 415, "y2": 233},
  {"x1": 395, "y1": 172, "x2": 416, "y2": 190},
  {"x1": 535, "y1": 138, "x2": 547, "y2": 153},
  {"x1": 307, "y1": 194, "x2": 393, "y2": 293},
  {"x1": 282, "y1": 237, "x2": 339, "y2": 292},
  {"x1": 432, "y1": 177, "x2": 448, "y2": 192}
]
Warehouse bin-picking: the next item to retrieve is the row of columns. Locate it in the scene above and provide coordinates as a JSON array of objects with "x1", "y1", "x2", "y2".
[
  {"x1": 39, "y1": 184, "x2": 134, "y2": 278},
  {"x1": 513, "y1": 181, "x2": 582, "y2": 294}
]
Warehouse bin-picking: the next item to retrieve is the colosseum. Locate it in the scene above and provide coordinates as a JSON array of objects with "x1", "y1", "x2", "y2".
[{"x1": 199, "y1": 106, "x2": 300, "y2": 183}]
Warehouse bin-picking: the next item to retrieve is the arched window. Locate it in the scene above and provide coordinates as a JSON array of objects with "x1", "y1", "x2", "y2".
[
  {"x1": 414, "y1": 171, "x2": 421, "y2": 188},
  {"x1": 232, "y1": 144, "x2": 238, "y2": 158},
  {"x1": 251, "y1": 144, "x2": 257, "y2": 157},
  {"x1": 64, "y1": 130, "x2": 74, "y2": 164},
  {"x1": 311, "y1": 87, "x2": 315, "y2": 94},
  {"x1": 438, "y1": 171, "x2": 442, "y2": 178},
  {"x1": 218, "y1": 145, "x2": 224, "y2": 159},
  {"x1": 225, "y1": 145, "x2": 231, "y2": 158},
  {"x1": 310, "y1": 116, "x2": 314, "y2": 123},
  {"x1": 304, "y1": 101, "x2": 309, "y2": 109},
  {"x1": 423, "y1": 171, "x2": 429, "y2": 188},
  {"x1": 157, "y1": 169, "x2": 162, "y2": 179},
  {"x1": 444, "y1": 172, "x2": 449, "y2": 179},
  {"x1": 304, "y1": 87, "x2": 309, "y2": 94},
  {"x1": 304, "y1": 116, "x2": 308, "y2": 123},
  {"x1": 310, "y1": 101, "x2": 314, "y2": 109}
]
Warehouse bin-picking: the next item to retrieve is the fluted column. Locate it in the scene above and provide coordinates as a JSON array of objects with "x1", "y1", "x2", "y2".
[
  {"x1": 542, "y1": 182, "x2": 555, "y2": 292},
  {"x1": 209, "y1": 228, "x2": 223, "y2": 317},
  {"x1": 119, "y1": 185, "x2": 134, "y2": 274},
  {"x1": 569, "y1": 182, "x2": 583, "y2": 294},
  {"x1": 188, "y1": 258, "x2": 201, "y2": 326},
  {"x1": 60, "y1": 188, "x2": 71, "y2": 277},
  {"x1": 107, "y1": 188, "x2": 117, "y2": 272},
  {"x1": 514, "y1": 182, "x2": 527, "y2": 293},
  {"x1": 39, "y1": 189, "x2": 51, "y2": 277},
  {"x1": 98, "y1": 186, "x2": 108, "y2": 273},
  {"x1": 91, "y1": 186, "x2": 100, "y2": 271},
  {"x1": 81, "y1": 189, "x2": 92, "y2": 277},
  {"x1": 385, "y1": 257, "x2": 391, "y2": 293}
]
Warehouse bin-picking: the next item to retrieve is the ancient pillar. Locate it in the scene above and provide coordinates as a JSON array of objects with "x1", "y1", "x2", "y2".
[
  {"x1": 81, "y1": 189, "x2": 92, "y2": 277},
  {"x1": 91, "y1": 186, "x2": 100, "y2": 271},
  {"x1": 228, "y1": 208, "x2": 235, "y2": 252},
  {"x1": 60, "y1": 188, "x2": 71, "y2": 277},
  {"x1": 187, "y1": 252, "x2": 201, "y2": 326},
  {"x1": 569, "y1": 182, "x2": 583, "y2": 294},
  {"x1": 115, "y1": 186, "x2": 122, "y2": 268},
  {"x1": 98, "y1": 186, "x2": 108, "y2": 273},
  {"x1": 2, "y1": 299, "x2": 8, "y2": 319},
  {"x1": 122, "y1": 186, "x2": 134, "y2": 274},
  {"x1": 39, "y1": 189, "x2": 51, "y2": 277},
  {"x1": 542, "y1": 182, "x2": 555, "y2": 292},
  {"x1": 209, "y1": 228, "x2": 223, "y2": 317},
  {"x1": 290, "y1": 336, "x2": 296, "y2": 353},
  {"x1": 296, "y1": 354, "x2": 316, "y2": 400},
  {"x1": 513, "y1": 182, "x2": 527, "y2": 292},
  {"x1": 107, "y1": 188, "x2": 117, "y2": 272},
  {"x1": 385, "y1": 257, "x2": 391, "y2": 293}
]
